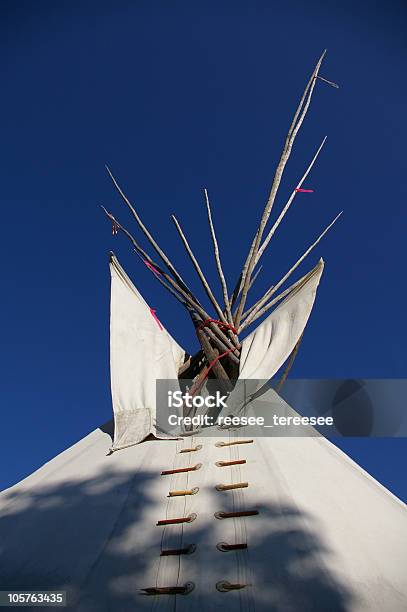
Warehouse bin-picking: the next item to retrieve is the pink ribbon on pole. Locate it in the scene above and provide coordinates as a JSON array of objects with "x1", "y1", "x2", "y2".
[
  {"x1": 295, "y1": 188, "x2": 314, "y2": 193},
  {"x1": 150, "y1": 308, "x2": 163, "y2": 330},
  {"x1": 144, "y1": 260, "x2": 162, "y2": 275}
]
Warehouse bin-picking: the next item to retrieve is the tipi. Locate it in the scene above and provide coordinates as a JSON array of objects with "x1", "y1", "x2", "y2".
[{"x1": 1, "y1": 52, "x2": 406, "y2": 612}]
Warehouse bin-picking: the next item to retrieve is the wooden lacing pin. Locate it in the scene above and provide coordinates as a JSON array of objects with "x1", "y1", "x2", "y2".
[
  {"x1": 215, "y1": 459, "x2": 246, "y2": 467},
  {"x1": 217, "y1": 542, "x2": 248, "y2": 552},
  {"x1": 216, "y1": 581, "x2": 250, "y2": 592},
  {"x1": 161, "y1": 463, "x2": 202, "y2": 476},
  {"x1": 141, "y1": 582, "x2": 195, "y2": 596},
  {"x1": 179, "y1": 444, "x2": 202, "y2": 453},
  {"x1": 161, "y1": 544, "x2": 196, "y2": 556},
  {"x1": 214, "y1": 510, "x2": 259, "y2": 520},
  {"x1": 216, "y1": 482, "x2": 248, "y2": 492},
  {"x1": 156, "y1": 513, "x2": 197, "y2": 526},
  {"x1": 215, "y1": 440, "x2": 253, "y2": 447},
  {"x1": 168, "y1": 487, "x2": 199, "y2": 497}
]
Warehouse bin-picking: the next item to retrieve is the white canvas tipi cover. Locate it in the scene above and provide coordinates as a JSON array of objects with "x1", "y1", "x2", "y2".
[
  {"x1": 1, "y1": 399, "x2": 406, "y2": 611},
  {"x1": 0, "y1": 259, "x2": 406, "y2": 611}
]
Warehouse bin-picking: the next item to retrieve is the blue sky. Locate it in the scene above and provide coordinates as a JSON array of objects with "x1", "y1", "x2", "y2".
[{"x1": 0, "y1": 1, "x2": 406, "y2": 500}]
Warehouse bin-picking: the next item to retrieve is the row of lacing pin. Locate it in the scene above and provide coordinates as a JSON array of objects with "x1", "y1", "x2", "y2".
[
  {"x1": 140, "y1": 442, "x2": 202, "y2": 596},
  {"x1": 215, "y1": 438, "x2": 257, "y2": 593},
  {"x1": 141, "y1": 439, "x2": 257, "y2": 596}
]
